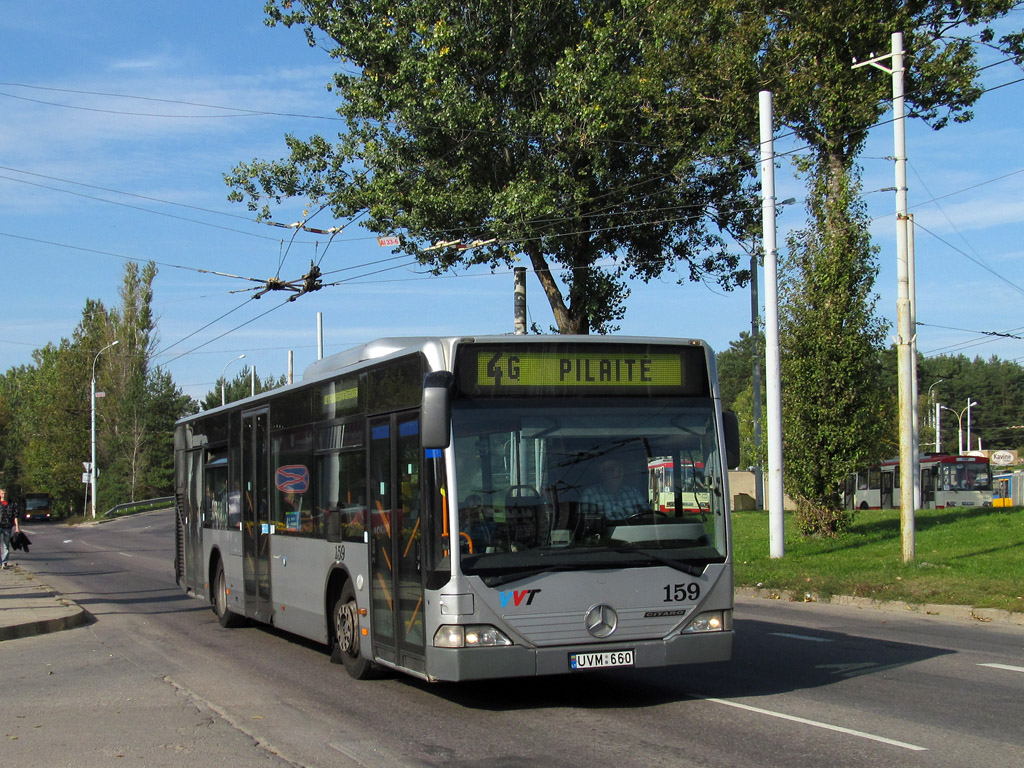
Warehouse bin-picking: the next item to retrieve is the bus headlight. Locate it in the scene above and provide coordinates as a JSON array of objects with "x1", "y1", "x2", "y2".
[
  {"x1": 682, "y1": 610, "x2": 727, "y2": 633},
  {"x1": 433, "y1": 624, "x2": 513, "y2": 648}
]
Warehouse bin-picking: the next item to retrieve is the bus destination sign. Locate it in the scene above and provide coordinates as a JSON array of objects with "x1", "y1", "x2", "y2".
[{"x1": 458, "y1": 344, "x2": 709, "y2": 396}]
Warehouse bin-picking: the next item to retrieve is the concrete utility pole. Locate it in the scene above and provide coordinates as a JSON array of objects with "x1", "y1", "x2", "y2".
[
  {"x1": 759, "y1": 90, "x2": 785, "y2": 558},
  {"x1": 855, "y1": 32, "x2": 916, "y2": 563},
  {"x1": 513, "y1": 267, "x2": 527, "y2": 335}
]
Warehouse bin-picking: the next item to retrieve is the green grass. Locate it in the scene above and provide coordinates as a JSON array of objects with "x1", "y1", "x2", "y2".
[{"x1": 733, "y1": 505, "x2": 1024, "y2": 613}]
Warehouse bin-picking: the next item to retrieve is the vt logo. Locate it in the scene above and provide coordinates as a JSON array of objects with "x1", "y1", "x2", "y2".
[{"x1": 500, "y1": 589, "x2": 542, "y2": 608}]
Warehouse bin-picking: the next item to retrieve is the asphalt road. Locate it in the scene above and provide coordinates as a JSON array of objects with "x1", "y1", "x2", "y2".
[{"x1": 4, "y1": 510, "x2": 1023, "y2": 768}]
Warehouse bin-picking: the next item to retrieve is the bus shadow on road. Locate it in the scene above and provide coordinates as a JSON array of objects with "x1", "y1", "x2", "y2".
[{"x1": 417, "y1": 617, "x2": 954, "y2": 710}]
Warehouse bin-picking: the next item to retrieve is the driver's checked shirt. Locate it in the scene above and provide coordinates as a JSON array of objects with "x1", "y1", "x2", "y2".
[{"x1": 580, "y1": 484, "x2": 647, "y2": 520}]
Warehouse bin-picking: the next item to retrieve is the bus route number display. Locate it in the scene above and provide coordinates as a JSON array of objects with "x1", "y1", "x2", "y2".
[{"x1": 460, "y1": 345, "x2": 708, "y2": 396}]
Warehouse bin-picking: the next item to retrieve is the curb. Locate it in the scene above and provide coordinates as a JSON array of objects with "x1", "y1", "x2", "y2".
[
  {"x1": 735, "y1": 587, "x2": 1024, "y2": 626},
  {"x1": 0, "y1": 567, "x2": 91, "y2": 642},
  {"x1": 0, "y1": 605, "x2": 92, "y2": 641}
]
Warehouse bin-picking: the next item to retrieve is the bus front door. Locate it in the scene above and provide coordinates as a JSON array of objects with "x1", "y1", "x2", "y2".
[
  {"x1": 241, "y1": 409, "x2": 273, "y2": 623},
  {"x1": 368, "y1": 412, "x2": 426, "y2": 673},
  {"x1": 880, "y1": 471, "x2": 894, "y2": 509}
]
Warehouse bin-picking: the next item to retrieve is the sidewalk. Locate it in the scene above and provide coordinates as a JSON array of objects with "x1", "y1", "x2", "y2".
[{"x1": 0, "y1": 563, "x2": 90, "y2": 641}]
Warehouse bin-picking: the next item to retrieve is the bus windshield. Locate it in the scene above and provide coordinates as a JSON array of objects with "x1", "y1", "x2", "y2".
[
  {"x1": 450, "y1": 397, "x2": 728, "y2": 581},
  {"x1": 936, "y1": 460, "x2": 992, "y2": 491}
]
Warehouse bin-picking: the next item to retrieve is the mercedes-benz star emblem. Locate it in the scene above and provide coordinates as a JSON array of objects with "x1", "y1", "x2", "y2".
[{"x1": 585, "y1": 604, "x2": 618, "y2": 638}]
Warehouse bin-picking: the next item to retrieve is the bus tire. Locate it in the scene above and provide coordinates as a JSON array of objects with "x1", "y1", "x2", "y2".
[
  {"x1": 213, "y1": 559, "x2": 245, "y2": 628},
  {"x1": 331, "y1": 581, "x2": 378, "y2": 680},
  {"x1": 859, "y1": 501, "x2": 869, "y2": 510}
]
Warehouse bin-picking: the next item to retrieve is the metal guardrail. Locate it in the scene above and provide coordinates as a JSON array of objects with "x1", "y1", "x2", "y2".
[{"x1": 102, "y1": 496, "x2": 175, "y2": 517}]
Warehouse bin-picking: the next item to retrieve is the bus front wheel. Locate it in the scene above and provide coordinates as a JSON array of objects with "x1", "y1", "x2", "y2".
[{"x1": 331, "y1": 581, "x2": 378, "y2": 680}]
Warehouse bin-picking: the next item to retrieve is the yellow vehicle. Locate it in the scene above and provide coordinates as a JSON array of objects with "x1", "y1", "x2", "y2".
[{"x1": 23, "y1": 492, "x2": 54, "y2": 521}]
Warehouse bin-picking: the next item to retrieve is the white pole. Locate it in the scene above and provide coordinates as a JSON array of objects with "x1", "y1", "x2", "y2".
[
  {"x1": 317, "y1": 312, "x2": 324, "y2": 360},
  {"x1": 759, "y1": 90, "x2": 785, "y2": 558},
  {"x1": 750, "y1": 246, "x2": 764, "y2": 510},
  {"x1": 934, "y1": 401, "x2": 941, "y2": 453},
  {"x1": 288, "y1": 350, "x2": 294, "y2": 385},
  {"x1": 91, "y1": 339, "x2": 119, "y2": 519},
  {"x1": 909, "y1": 214, "x2": 920, "y2": 509}
]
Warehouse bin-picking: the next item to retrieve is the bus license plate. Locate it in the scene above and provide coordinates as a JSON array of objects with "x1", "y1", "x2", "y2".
[{"x1": 569, "y1": 650, "x2": 634, "y2": 670}]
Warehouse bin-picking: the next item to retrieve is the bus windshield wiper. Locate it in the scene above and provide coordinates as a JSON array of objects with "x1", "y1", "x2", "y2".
[
  {"x1": 603, "y1": 546, "x2": 706, "y2": 577},
  {"x1": 534, "y1": 545, "x2": 707, "y2": 577}
]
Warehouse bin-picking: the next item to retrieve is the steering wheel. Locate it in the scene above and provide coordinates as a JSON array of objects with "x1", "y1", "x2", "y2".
[{"x1": 625, "y1": 510, "x2": 670, "y2": 524}]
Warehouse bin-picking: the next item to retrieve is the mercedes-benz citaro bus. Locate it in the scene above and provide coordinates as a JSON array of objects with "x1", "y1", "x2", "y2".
[{"x1": 174, "y1": 336, "x2": 739, "y2": 682}]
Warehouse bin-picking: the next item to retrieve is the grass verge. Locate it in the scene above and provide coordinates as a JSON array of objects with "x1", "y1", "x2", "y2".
[{"x1": 733, "y1": 505, "x2": 1024, "y2": 613}]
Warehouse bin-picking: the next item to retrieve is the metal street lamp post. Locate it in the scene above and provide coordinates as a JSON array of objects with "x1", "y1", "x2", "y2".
[
  {"x1": 966, "y1": 398, "x2": 978, "y2": 452},
  {"x1": 90, "y1": 339, "x2": 119, "y2": 519},
  {"x1": 940, "y1": 400, "x2": 977, "y2": 456},
  {"x1": 220, "y1": 354, "x2": 246, "y2": 407}
]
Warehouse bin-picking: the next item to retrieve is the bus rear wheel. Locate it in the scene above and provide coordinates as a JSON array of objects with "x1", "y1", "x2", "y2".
[
  {"x1": 331, "y1": 582, "x2": 378, "y2": 679},
  {"x1": 213, "y1": 560, "x2": 245, "y2": 628}
]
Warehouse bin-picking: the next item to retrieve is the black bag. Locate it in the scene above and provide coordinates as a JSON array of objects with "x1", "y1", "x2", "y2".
[{"x1": 11, "y1": 530, "x2": 31, "y2": 552}]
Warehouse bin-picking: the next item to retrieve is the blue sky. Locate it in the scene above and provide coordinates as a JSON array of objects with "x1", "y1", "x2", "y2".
[{"x1": 2, "y1": 3, "x2": 1023, "y2": 402}]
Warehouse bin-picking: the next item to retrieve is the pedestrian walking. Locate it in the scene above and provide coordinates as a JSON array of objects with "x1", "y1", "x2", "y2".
[{"x1": 0, "y1": 487, "x2": 21, "y2": 569}]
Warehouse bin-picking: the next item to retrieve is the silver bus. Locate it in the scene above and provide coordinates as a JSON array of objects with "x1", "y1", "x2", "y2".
[{"x1": 174, "y1": 335, "x2": 739, "y2": 682}]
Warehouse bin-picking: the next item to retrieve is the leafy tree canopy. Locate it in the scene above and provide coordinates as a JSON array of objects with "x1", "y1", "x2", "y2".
[
  {"x1": 752, "y1": 0, "x2": 1024, "y2": 163},
  {"x1": 227, "y1": 0, "x2": 764, "y2": 333}
]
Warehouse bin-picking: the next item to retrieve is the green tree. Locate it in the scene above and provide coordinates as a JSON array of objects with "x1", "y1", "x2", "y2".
[
  {"x1": 227, "y1": 0, "x2": 762, "y2": 333},
  {"x1": 779, "y1": 163, "x2": 889, "y2": 536},
  {"x1": 100, "y1": 263, "x2": 159, "y2": 506},
  {"x1": 916, "y1": 353, "x2": 1024, "y2": 454},
  {"x1": 0, "y1": 366, "x2": 29, "y2": 495},
  {"x1": 95, "y1": 263, "x2": 192, "y2": 508},
  {"x1": 145, "y1": 368, "x2": 196, "y2": 493},
  {"x1": 16, "y1": 344, "x2": 89, "y2": 514},
  {"x1": 716, "y1": 330, "x2": 762, "y2": 412}
]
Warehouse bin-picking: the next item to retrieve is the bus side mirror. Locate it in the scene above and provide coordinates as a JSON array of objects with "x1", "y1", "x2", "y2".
[
  {"x1": 723, "y1": 410, "x2": 741, "y2": 470},
  {"x1": 422, "y1": 371, "x2": 453, "y2": 449}
]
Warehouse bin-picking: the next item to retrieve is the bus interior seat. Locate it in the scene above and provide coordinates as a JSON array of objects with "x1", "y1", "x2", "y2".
[{"x1": 503, "y1": 485, "x2": 544, "y2": 548}]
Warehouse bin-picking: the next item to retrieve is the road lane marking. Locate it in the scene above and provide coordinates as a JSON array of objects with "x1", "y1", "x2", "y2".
[
  {"x1": 119, "y1": 552, "x2": 134, "y2": 558},
  {"x1": 771, "y1": 632, "x2": 831, "y2": 642},
  {"x1": 699, "y1": 696, "x2": 928, "y2": 751},
  {"x1": 978, "y1": 663, "x2": 1024, "y2": 674}
]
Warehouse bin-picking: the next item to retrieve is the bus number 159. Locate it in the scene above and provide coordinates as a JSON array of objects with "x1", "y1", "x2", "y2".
[{"x1": 664, "y1": 583, "x2": 700, "y2": 602}]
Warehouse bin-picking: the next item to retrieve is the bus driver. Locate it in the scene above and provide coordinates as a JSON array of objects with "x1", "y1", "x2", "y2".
[{"x1": 581, "y1": 458, "x2": 647, "y2": 520}]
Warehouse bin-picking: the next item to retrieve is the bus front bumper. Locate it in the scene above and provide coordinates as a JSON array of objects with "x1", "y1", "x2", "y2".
[{"x1": 424, "y1": 630, "x2": 734, "y2": 682}]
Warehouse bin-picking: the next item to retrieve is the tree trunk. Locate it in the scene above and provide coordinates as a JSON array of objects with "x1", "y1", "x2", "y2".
[{"x1": 525, "y1": 247, "x2": 588, "y2": 334}]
